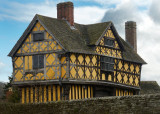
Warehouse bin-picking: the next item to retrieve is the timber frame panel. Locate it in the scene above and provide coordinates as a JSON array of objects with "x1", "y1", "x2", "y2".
[{"x1": 9, "y1": 14, "x2": 146, "y2": 103}]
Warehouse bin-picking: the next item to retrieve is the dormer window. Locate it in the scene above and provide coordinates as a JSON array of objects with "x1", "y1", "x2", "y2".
[
  {"x1": 33, "y1": 32, "x2": 44, "y2": 42},
  {"x1": 104, "y1": 38, "x2": 114, "y2": 47},
  {"x1": 101, "y1": 56, "x2": 114, "y2": 72}
]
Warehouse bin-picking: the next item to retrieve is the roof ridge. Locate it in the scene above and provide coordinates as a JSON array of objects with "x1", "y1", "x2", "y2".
[{"x1": 37, "y1": 14, "x2": 112, "y2": 26}]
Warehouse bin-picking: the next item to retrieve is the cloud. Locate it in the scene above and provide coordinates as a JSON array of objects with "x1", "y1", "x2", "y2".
[
  {"x1": 101, "y1": 0, "x2": 160, "y2": 84},
  {"x1": 1, "y1": 0, "x2": 160, "y2": 85},
  {"x1": 149, "y1": 0, "x2": 160, "y2": 24},
  {"x1": 101, "y1": 0, "x2": 138, "y2": 35},
  {"x1": 0, "y1": 1, "x2": 106, "y2": 24},
  {"x1": 75, "y1": 6, "x2": 106, "y2": 24},
  {"x1": 0, "y1": 1, "x2": 57, "y2": 22}
]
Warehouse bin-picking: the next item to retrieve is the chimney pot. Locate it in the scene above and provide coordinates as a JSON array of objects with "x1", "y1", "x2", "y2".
[
  {"x1": 57, "y1": 2, "x2": 74, "y2": 26},
  {"x1": 125, "y1": 21, "x2": 137, "y2": 53}
]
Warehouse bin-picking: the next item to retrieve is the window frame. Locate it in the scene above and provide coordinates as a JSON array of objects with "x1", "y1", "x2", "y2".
[
  {"x1": 33, "y1": 54, "x2": 44, "y2": 70},
  {"x1": 32, "y1": 31, "x2": 45, "y2": 42},
  {"x1": 101, "y1": 56, "x2": 114, "y2": 72},
  {"x1": 104, "y1": 37, "x2": 115, "y2": 47}
]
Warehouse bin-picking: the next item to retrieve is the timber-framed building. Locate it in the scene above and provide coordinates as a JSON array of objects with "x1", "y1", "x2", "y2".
[{"x1": 8, "y1": 2, "x2": 146, "y2": 103}]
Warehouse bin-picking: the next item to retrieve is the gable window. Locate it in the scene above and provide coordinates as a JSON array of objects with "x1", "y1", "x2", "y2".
[
  {"x1": 101, "y1": 56, "x2": 114, "y2": 72},
  {"x1": 33, "y1": 33, "x2": 44, "y2": 42},
  {"x1": 104, "y1": 38, "x2": 114, "y2": 47},
  {"x1": 33, "y1": 55, "x2": 44, "y2": 69}
]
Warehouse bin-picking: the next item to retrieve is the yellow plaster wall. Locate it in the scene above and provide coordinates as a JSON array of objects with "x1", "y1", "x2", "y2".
[
  {"x1": 13, "y1": 21, "x2": 64, "y2": 82},
  {"x1": 21, "y1": 85, "x2": 64, "y2": 103},
  {"x1": 96, "y1": 28, "x2": 122, "y2": 58},
  {"x1": 114, "y1": 59, "x2": 140, "y2": 87},
  {"x1": 116, "y1": 89, "x2": 134, "y2": 96},
  {"x1": 14, "y1": 57, "x2": 24, "y2": 82},
  {"x1": 101, "y1": 58, "x2": 140, "y2": 87},
  {"x1": 17, "y1": 22, "x2": 62, "y2": 54},
  {"x1": 69, "y1": 85, "x2": 93, "y2": 100},
  {"x1": 70, "y1": 53, "x2": 100, "y2": 80}
]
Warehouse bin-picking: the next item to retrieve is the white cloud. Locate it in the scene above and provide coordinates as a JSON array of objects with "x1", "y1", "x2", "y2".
[
  {"x1": 90, "y1": 0, "x2": 152, "y2": 9},
  {"x1": 0, "y1": 1, "x2": 106, "y2": 24},
  {"x1": 93, "y1": 0, "x2": 122, "y2": 6},
  {"x1": 0, "y1": 1, "x2": 57, "y2": 22},
  {"x1": 1, "y1": 0, "x2": 160, "y2": 85},
  {"x1": 75, "y1": 6, "x2": 106, "y2": 24},
  {"x1": 149, "y1": 0, "x2": 160, "y2": 24},
  {"x1": 101, "y1": 0, "x2": 160, "y2": 85}
]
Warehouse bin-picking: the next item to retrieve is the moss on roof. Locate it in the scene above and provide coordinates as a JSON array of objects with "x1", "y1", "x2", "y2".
[
  {"x1": 9, "y1": 14, "x2": 146, "y2": 64},
  {"x1": 140, "y1": 81, "x2": 160, "y2": 95},
  {"x1": 38, "y1": 15, "x2": 146, "y2": 64},
  {"x1": 119, "y1": 37, "x2": 146, "y2": 64},
  {"x1": 38, "y1": 15, "x2": 96, "y2": 54}
]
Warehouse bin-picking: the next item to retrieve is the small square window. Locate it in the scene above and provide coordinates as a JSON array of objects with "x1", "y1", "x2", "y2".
[
  {"x1": 33, "y1": 33, "x2": 44, "y2": 42},
  {"x1": 104, "y1": 39, "x2": 114, "y2": 47}
]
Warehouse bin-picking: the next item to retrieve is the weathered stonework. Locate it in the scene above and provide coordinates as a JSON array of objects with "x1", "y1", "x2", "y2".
[{"x1": 1, "y1": 94, "x2": 160, "y2": 114}]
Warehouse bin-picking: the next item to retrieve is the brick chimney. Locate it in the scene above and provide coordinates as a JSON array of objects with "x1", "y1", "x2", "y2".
[
  {"x1": 125, "y1": 21, "x2": 137, "y2": 53},
  {"x1": 57, "y1": 2, "x2": 74, "y2": 26}
]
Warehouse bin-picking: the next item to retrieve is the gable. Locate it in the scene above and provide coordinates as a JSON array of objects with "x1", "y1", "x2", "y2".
[
  {"x1": 95, "y1": 27, "x2": 122, "y2": 58},
  {"x1": 15, "y1": 21, "x2": 63, "y2": 56},
  {"x1": 9, "y1": 14, "x2": 146, "y2": 64},
  {"x1": 99, "y1": 28, "x2": 120, "y2": 49}
]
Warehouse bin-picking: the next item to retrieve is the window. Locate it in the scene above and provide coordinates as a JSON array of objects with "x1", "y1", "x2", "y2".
[
  {"x1": 33, "y1": 33, "x2": 44, "y2": 42},
  {"x1": 101, "y1": 56, "x2": 114, "y2": 72},
  {"x1": 33, "y1": 55, "x2": 44, "y2": 69},
  {"x1": 104, "y1": 38, "x2": 114, "y2": 47}
]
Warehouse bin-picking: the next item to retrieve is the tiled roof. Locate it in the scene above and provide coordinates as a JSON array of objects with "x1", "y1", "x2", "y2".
[
  {"x1": 8, "y1": 14, "x2": 146, "y2": 64},
  {"x1": 140, "y1": 81, "x2": 160, "y2": 95}
]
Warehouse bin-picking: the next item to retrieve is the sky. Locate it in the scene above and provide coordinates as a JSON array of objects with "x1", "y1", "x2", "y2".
[{"x1": 0, "y1": 0, "x2": 160, "y2": 84}]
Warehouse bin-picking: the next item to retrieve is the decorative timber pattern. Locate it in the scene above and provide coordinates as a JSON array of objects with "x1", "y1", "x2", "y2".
[
  {"x1": 16, "y1": 22, "x2": 62, "y2": 55},
  {"x1": 116, "y1": 88, "x2": 133, "y2": 96},
  {"x1": 101, "y1": 59, "x2": 141, "y2": 87},
  {"x1": 70, "y1": 53, "x2": 100, "y2": 80},
  {"x1": 21, "y1": 84, "x2": 93, "y2": 103},
  {"x1": 8, "y1": 7, "x2": 146, "y2": 104},
  {"x1": 13, "y1": 56, "x2": 24, "y2": 81},
  {"x1": 69, "y1": 85, "x2": 93, "y2": 100},
  {"x1": 21, "y1": 85, "x2": 64, "y2": 103},
  {"x1": 96, "y1": 28, "x2": 122, "y2": 58},
  {"x1": 13, "y1": 22, "x2": 65, "y2": 81}
]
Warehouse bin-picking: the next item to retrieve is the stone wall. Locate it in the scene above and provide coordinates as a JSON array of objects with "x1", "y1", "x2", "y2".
[{"x1": 0, "y1": 94, "x2": 160, "y2": 114}]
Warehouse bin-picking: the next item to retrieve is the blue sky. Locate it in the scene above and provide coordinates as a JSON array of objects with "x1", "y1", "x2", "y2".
[
  {"x1": 0, "y1": 0, "x2": 108, "y2": 82},
  {"x1": 1, "y1": 0, "x2": 160, "y2": 84}
]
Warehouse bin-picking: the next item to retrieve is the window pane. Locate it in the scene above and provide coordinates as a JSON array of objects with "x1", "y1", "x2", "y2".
[
  {"x1": 104, "y1": 39, "x2": 114, "y2": 47},
  {"x1": 111, "y1": 58, "x2": 114, "y2": 63},
  {"x1": 109, "y1": 64, "x2": 114, "y2": 71},
  {"x1": 111, "y1": 40, "x2": 114, "y2": 46},
  {"x1": 33, "y1": 55, "x2": 38, "y2": 69},
  {"x1": 106, "y1": 63, "x2": 109, "y2": 70},
  {"x1": 33, "y1": 33, "x2": 44, "y2": 42},
  {"x1": 101, "y1": 63, "x2": 104, "y2": 70},
  {"x1": 101, "y1": 57, "x2": 104, "y2": 62},
  {"x1": 39, "y1": 55, "x2": 44, "y2": 68},
  {"x1": 107, "y1": 40, "x2": 110, "y2": 46}
]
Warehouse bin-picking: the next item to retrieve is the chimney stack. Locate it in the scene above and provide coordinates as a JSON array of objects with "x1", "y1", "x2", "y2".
[
  {"x1": 125, "y1": 21, "x2": 137, "y2": 53},
  {"x1": 57, "y1": 2, "x2": 74, "y2": 26}
]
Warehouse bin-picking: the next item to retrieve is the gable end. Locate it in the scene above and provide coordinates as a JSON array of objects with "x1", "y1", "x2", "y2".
[
  {"x1": 95, "y1": 22, "x2": 124, "y2": 51},
  {"x1": 8, "y1": 14, "x2": 66, "y2": 57}
]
